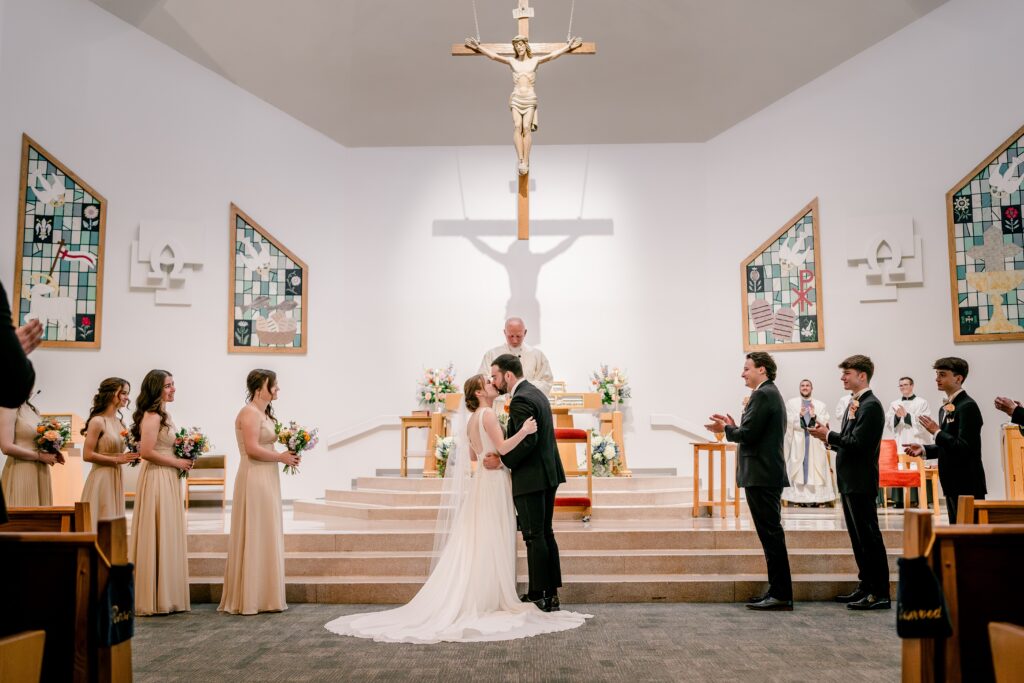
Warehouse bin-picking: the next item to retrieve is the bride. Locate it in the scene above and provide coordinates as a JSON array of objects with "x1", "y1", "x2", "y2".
[{"x1": 324, "y1": 374, "x2": 590, "y2": 643}]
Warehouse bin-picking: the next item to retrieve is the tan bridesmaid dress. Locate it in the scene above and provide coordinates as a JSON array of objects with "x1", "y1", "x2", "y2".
[
  {"x1": 219, "y1": 415, "x2": 287, "y2": 615},
  {"x1": 1, "y1": 404, "x2": 53, "y2": 506},
  {"x1": 80, "y1": 415, "x2": 126, "y2": 529},
  {"x1": 129, "y1": 418, "x2": 190, "y2": 615}
]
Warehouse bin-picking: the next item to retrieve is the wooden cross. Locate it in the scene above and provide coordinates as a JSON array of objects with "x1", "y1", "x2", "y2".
[{"x1": 452, "y1": 0, "x2": 596, "y2": 239}]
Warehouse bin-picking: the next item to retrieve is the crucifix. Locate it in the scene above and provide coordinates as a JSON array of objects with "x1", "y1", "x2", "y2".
[{"x1": 452, "y1": 0, "x2": 596, "y2": 239}]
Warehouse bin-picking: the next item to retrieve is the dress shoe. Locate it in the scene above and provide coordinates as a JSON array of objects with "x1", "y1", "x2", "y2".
[
  {"x1": 538, "y1": 597, "x2": 556, "y2": 612},
  {"x1": 745, "y1": 596, "x2": 793, "y2": 611},
  {"x1": 847, "y1": 595, "x2": 891, "y2": 611},
  {"x1": 548, "y1": 595, "x2": 560, "y2": 612},
  {"x1": 834, "y1": 589, "x2": 868, "y2": 603},
  {"x1": 747, "y1": 592, "x2": 769, "y2": 603},
  {"x1": 520, "y1": 593, "x2": 543, "y2": 603}
]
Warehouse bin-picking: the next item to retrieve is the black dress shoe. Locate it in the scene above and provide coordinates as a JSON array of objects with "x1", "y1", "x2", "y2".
[
  {"x1": 538, "y1": 597, "x2": 555, "y2": 612},
  {"x1": 834, "y1": 589, "x2": 868, "y2": 603},
  {"x1": 847, "y1": 595, "x2": 891, "y2": 611},
  {"x1": 548, "y1": 595, "x2": 560, "y2": 612},
  {"x1": 747, "y1": 592, "x2": 769, "y2": 603},
  {"x1": 745, "y1": 596, "x2": 793, "y2": 611}
]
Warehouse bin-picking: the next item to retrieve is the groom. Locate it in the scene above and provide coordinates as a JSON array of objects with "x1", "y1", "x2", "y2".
[{"x1": 483, "y1": 353, "x2": 565, "y2": 612}]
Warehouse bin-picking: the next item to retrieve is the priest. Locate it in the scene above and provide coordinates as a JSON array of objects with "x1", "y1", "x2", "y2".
[
  {"x1": 479, "y1": 317, "x2": 553, "y2": 397},
  {"x1": 884, "y1": 376, "x2": 932, "y2": 507},
  {"x1": 782, "y1": 380, "x2": 835, "y2": 506}
]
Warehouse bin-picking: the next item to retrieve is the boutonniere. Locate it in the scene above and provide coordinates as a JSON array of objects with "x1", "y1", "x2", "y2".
[
  {"x1": 742, "y1": 395, "x2": 750, "y2": 408},
  {"x1": 943, "y1": 403, "x2": 955, "y2": 414},
  {"x1": 847, "y1": 399, "x2": 860, "y2": 419},
  {"x1": 942, "y1": 402, "x2": 956, "y2": 421}
]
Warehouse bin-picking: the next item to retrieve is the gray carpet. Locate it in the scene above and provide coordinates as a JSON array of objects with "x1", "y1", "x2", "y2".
[{"x1": 133, "y1": 603, "x2": 899, "y2": 682}]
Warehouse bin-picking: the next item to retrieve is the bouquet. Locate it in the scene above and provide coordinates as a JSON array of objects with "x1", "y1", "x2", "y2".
[
  {"x1": 496, "y1": 411, "x2": 510, "y2": 436},
  {"x1": 121, "y1": 428, "x2": 141, "y2": 466},
  {"x1": 275, "y1": 421, "x2": 319, "y2": 474},
  {"x1": 172, "y1": 426, "x2": 211, "y2": 479},
  {"x1": 434, "y1": 435, "x2": 455, "y2": 478},
  {"x1": 418, "y1": 363, "x2": 457, "y2": 409},
  {"x1": 586, "y1": 431, "x2": 619, "y2": 477},
  {"x1": 591, "y1": 364, "x2": 632, "y2": 407},
  {"x1": 35, "y1": 418, "x2": 71, "y2": 462}
]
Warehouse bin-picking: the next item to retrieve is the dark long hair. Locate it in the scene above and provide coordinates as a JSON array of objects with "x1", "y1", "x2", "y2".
[
  {"x1": 82, "y1": 377, "x2": 129, "y2": 436},
  {"x1": 131, "y1": 370, "x2": 172, "y2": 443},
  {"x1": 245, "y1": 369, "x2": 277, "y2": 422}
]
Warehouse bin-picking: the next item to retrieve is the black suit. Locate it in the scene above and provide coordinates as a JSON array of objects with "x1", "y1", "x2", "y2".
[
  {"x1": 724, "y1": 380, "x2": 792, "y2": 601},
  {"x1": 501, "y1": 380, "x2": 565, "y2": 598},
  {"x1": 826, "y1": 389, "x2": 890, "y2": 597},
  {"x1": 924, "y1": 391, "x2": 986, "y2": 523},
  {"x1": 1013, "y1": 405, "x2": 1024, "y2": 428},
  {"x1": 1, "y1": 282, "x2": 37, "y2": 524}
]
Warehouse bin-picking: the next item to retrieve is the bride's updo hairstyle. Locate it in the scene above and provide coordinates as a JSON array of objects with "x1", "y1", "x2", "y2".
[{"x1": 463, "y1": 374, "x2": 487, "y2": 413}]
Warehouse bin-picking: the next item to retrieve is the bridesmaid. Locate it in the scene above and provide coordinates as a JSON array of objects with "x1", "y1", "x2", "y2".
[
  {"x1": 80, "y1": 378, "x2": 139, "y2": 529},
  {"x1": 0, "y1": 390, "x2": 57, "y2": 506},
  {"x1": 128, "y1": 370, "x2": 193, "y2": 615},
  {"x1": 219, "y1": 369, "x2": 299, "y2": 615}
]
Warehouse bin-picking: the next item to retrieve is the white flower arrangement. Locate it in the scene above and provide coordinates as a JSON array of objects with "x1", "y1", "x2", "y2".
[
  {"x1": 583, "y1": 430, "x2": 619, "y2": 477},
  {"x1": 434, "y1": 435, "x2": 455, "y2": 478},
  {"x1": 497, "y1": 411, "x2": 509, "y2": 436},
  {"x1": 591, "y1": 364, "x2": 631, "y2": 407}
]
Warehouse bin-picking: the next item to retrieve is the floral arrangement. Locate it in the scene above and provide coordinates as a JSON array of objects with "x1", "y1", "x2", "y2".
[
  {"x1": 496, "y1": 411, "x2": 510, "y2": 436},
  {"x1": 434, "y1": 435, "x2": 455, "y2": 478},
  {"x1": 172, "y1": 426, "x2": 211, "y2": 479},
  {"x1": 275, "y1": 421, "x2": 319, "y2": 474},
  {"x1": 34, "y1": 418, "x2": 71, "y2": 460},
  {"x1": 586, "y1": 431, "x2": 619, "y2": 477},
  {"x1": 418, "y1": 363, "x2": 457, "y2": 408},
  {"x1": 591, "y1": 364, "x2": 631, "y2": 407},
  {"x1": 121, "y1": 428, "x2": 141, "y2": 466}
]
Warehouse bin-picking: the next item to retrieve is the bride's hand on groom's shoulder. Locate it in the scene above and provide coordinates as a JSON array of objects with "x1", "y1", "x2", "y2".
[{"x1": 482, "y1": 453, "x2": 502, "y2": 470}]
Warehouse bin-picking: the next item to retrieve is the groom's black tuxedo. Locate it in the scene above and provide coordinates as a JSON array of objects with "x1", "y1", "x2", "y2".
[
  {"x1": 500, "y1": 379, "x2": 565, "y2": 598},
  {"x1": 924, "y1": 390, "x2": 986, "y2": 522}
]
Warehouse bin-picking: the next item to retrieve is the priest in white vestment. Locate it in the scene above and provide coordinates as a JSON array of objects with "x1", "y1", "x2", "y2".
[
  {"x1": 479, "y1": 317, "x2": 554, "y2": 397},
  {"x1": 782, "y1": 380, "x2": 836, "y2": 505},
  {"x1": 884, "y1": 376, "x2": 932, "y2": 507}
]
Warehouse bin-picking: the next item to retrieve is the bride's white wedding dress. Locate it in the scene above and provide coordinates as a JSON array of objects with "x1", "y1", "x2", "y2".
[{"x1": 324, "y1": 408, "x2": 590, "y2": 643}]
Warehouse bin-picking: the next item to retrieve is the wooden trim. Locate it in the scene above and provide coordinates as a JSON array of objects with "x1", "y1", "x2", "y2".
[
  {"x1": 945, "y1": 122, "x2": 1024, "y2": 343},
  {"x1": 901, "y1": 510, "x2": 936, "y2": 683},
  {"x1": 227, "y1": 203, "x2": 309, "y2": 355},
  {"x1": 740, "y1": 198, "x2": 825, "y2": 352},
  {"x1": 13, "y1": 135, "x2": 107, "y2": 349},
  {"x1": 940, "y1": 540, "x2": 962, "y2": 683}
]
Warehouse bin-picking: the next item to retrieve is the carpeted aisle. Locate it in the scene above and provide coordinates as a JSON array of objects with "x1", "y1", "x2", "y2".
[{"x1": 132, "y1": 603, "x2": 899, "y2": 682}]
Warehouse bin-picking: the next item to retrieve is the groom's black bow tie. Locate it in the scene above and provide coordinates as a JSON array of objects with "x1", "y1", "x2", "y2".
[{"x1": 901, "y1": 395, "x2": 916, "y2": 401}]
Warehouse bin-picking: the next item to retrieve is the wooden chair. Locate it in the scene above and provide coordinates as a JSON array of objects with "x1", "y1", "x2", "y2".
[
  {"x1": 901, "y1": 510, "x2": 1024, "y2": 682},
  {"x1": 989, "y1": 622, "x2": 1024, "y2": 683},
  {"x1": 553, "y1": 428, "x2": 593, "y2": 521},
  {"x1": 0, "y1": 517, "x2": 133, "y2": 681},
  {"x1": 879, "y1": 439, "x2": 925, "y2": 509},
  {"x1": 0, "y1": 630, "x2": 45, "y2": 683},
  {"x1": 0, "y1": 501, "x2": 91, "y2": 532},
  {"x1": 956, "y1": 496, "x2": 1024, "y2": 525},
  {"x1": 185, "y1": 454, "x2": 226, "y2": 509}
]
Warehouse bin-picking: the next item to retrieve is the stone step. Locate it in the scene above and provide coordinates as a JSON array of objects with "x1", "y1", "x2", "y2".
[
  {"x1": 189, "y1": 573, "x2": 899, "y2": 605},
  {"x1": 352, "y1": 475, "x2": 696, "y2": 493},
  {"x1": 328, "y1": 487, "x2": 697, "y2": 506},
  {"x1": 186, "y1": 528, "x2": 903, "y2": 553},
  {"x1": 294, "y1": 499, "x2": 745, "y2": 521},
  {"x1": 187, "y1": 547, "x2": 902, "y2": 578}
]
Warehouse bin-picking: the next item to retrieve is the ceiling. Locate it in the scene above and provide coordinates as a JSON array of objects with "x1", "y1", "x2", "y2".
[{"x1": 89, "y1": 0, "x2": 948, "y2": 147}]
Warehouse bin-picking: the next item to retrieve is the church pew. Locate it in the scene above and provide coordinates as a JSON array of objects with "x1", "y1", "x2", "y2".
[
  {"x1": 956, "y1": 496, "x2": 1024, "y2": 525},
  {"x1": 988, "y1": 623, "x2": 1024, "y2": 683},
  {"x1": 0, "y1": 630, "x2": 45, "y2": 682},
  {"x1": 901, "y1": 510, "x2": 1024, "y2": 683},
  {"x1": 0, "y1": 517, "x2": 133, "y2": 682},
  {"x1": 0, "y1": 501, "x2": 91, "y2": 532}
]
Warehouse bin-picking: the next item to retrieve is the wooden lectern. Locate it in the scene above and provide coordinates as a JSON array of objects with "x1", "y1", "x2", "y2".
[
  {"x1": 548, "y1": 391, "x2": 602, "y2": 476},
  {"x1": 1003, "y1": 423, "x2": 1024, "y2": 499}
]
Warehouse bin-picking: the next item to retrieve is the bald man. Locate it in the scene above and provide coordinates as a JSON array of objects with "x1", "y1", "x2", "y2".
[{"x1": 479, "y1": 317, "x2": 554, "y2": 397}]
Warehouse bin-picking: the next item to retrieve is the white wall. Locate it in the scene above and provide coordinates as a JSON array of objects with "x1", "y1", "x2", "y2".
[{"x1": 0, "y1": 0, "x2": 1021, "y2": 500}]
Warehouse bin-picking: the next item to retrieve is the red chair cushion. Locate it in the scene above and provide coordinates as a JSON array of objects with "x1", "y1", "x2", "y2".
[
  {"x1": 554, "y1": 428, "x2": 589, "y2": 440},
  {"x1": 879, "y1": 471, "x2": 922, "y2": 487},
  {"x1": 554, "y1": 497, "x2": 591, "y2": 507},
  {"x1": 878, "y1": 439, "x2": 899, "y2": 469}
]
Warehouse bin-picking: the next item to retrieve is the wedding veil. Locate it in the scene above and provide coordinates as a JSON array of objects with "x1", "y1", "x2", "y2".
[{"x1": 430, "y1": 399, "x2": 473, "y2": 573}]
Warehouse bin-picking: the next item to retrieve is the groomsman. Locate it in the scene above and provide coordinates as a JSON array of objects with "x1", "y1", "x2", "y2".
[
  {"x1": 994, "y1": 396, "x2": 1024, "y2": 431},
  {"x1": 809, "y1": 355, "x2": 890, "y2": 610},
  {"x1": 707, "y1": 352, "x2": 793, "y2": 611},
  {"x1": 884, "y1": 377, "x2": 932, "y2": 507},
  {"x1": 905, "y1": 358, "x2": 986, "y2": 523}
]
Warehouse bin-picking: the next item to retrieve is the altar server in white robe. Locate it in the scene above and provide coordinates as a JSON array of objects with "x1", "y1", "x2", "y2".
[
  {"x1": 782, "y1": 380, "x2": 835, "y2": 505},
  {"x1": 884, "y1": 376, "x2": 932, "y2": 507},
  {"x1": 479, "y1": 317, "x2": 554, "y2": 397}
]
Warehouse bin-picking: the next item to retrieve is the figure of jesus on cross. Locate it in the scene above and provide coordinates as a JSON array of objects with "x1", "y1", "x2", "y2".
[{"x1": 453, "y1": 0, "x2": 595, "y2": 239}]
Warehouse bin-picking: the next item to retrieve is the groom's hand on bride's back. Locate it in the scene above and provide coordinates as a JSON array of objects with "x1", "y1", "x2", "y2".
[{"x1": 482, "y1": 453, "x2": 502, "y2": 470}]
